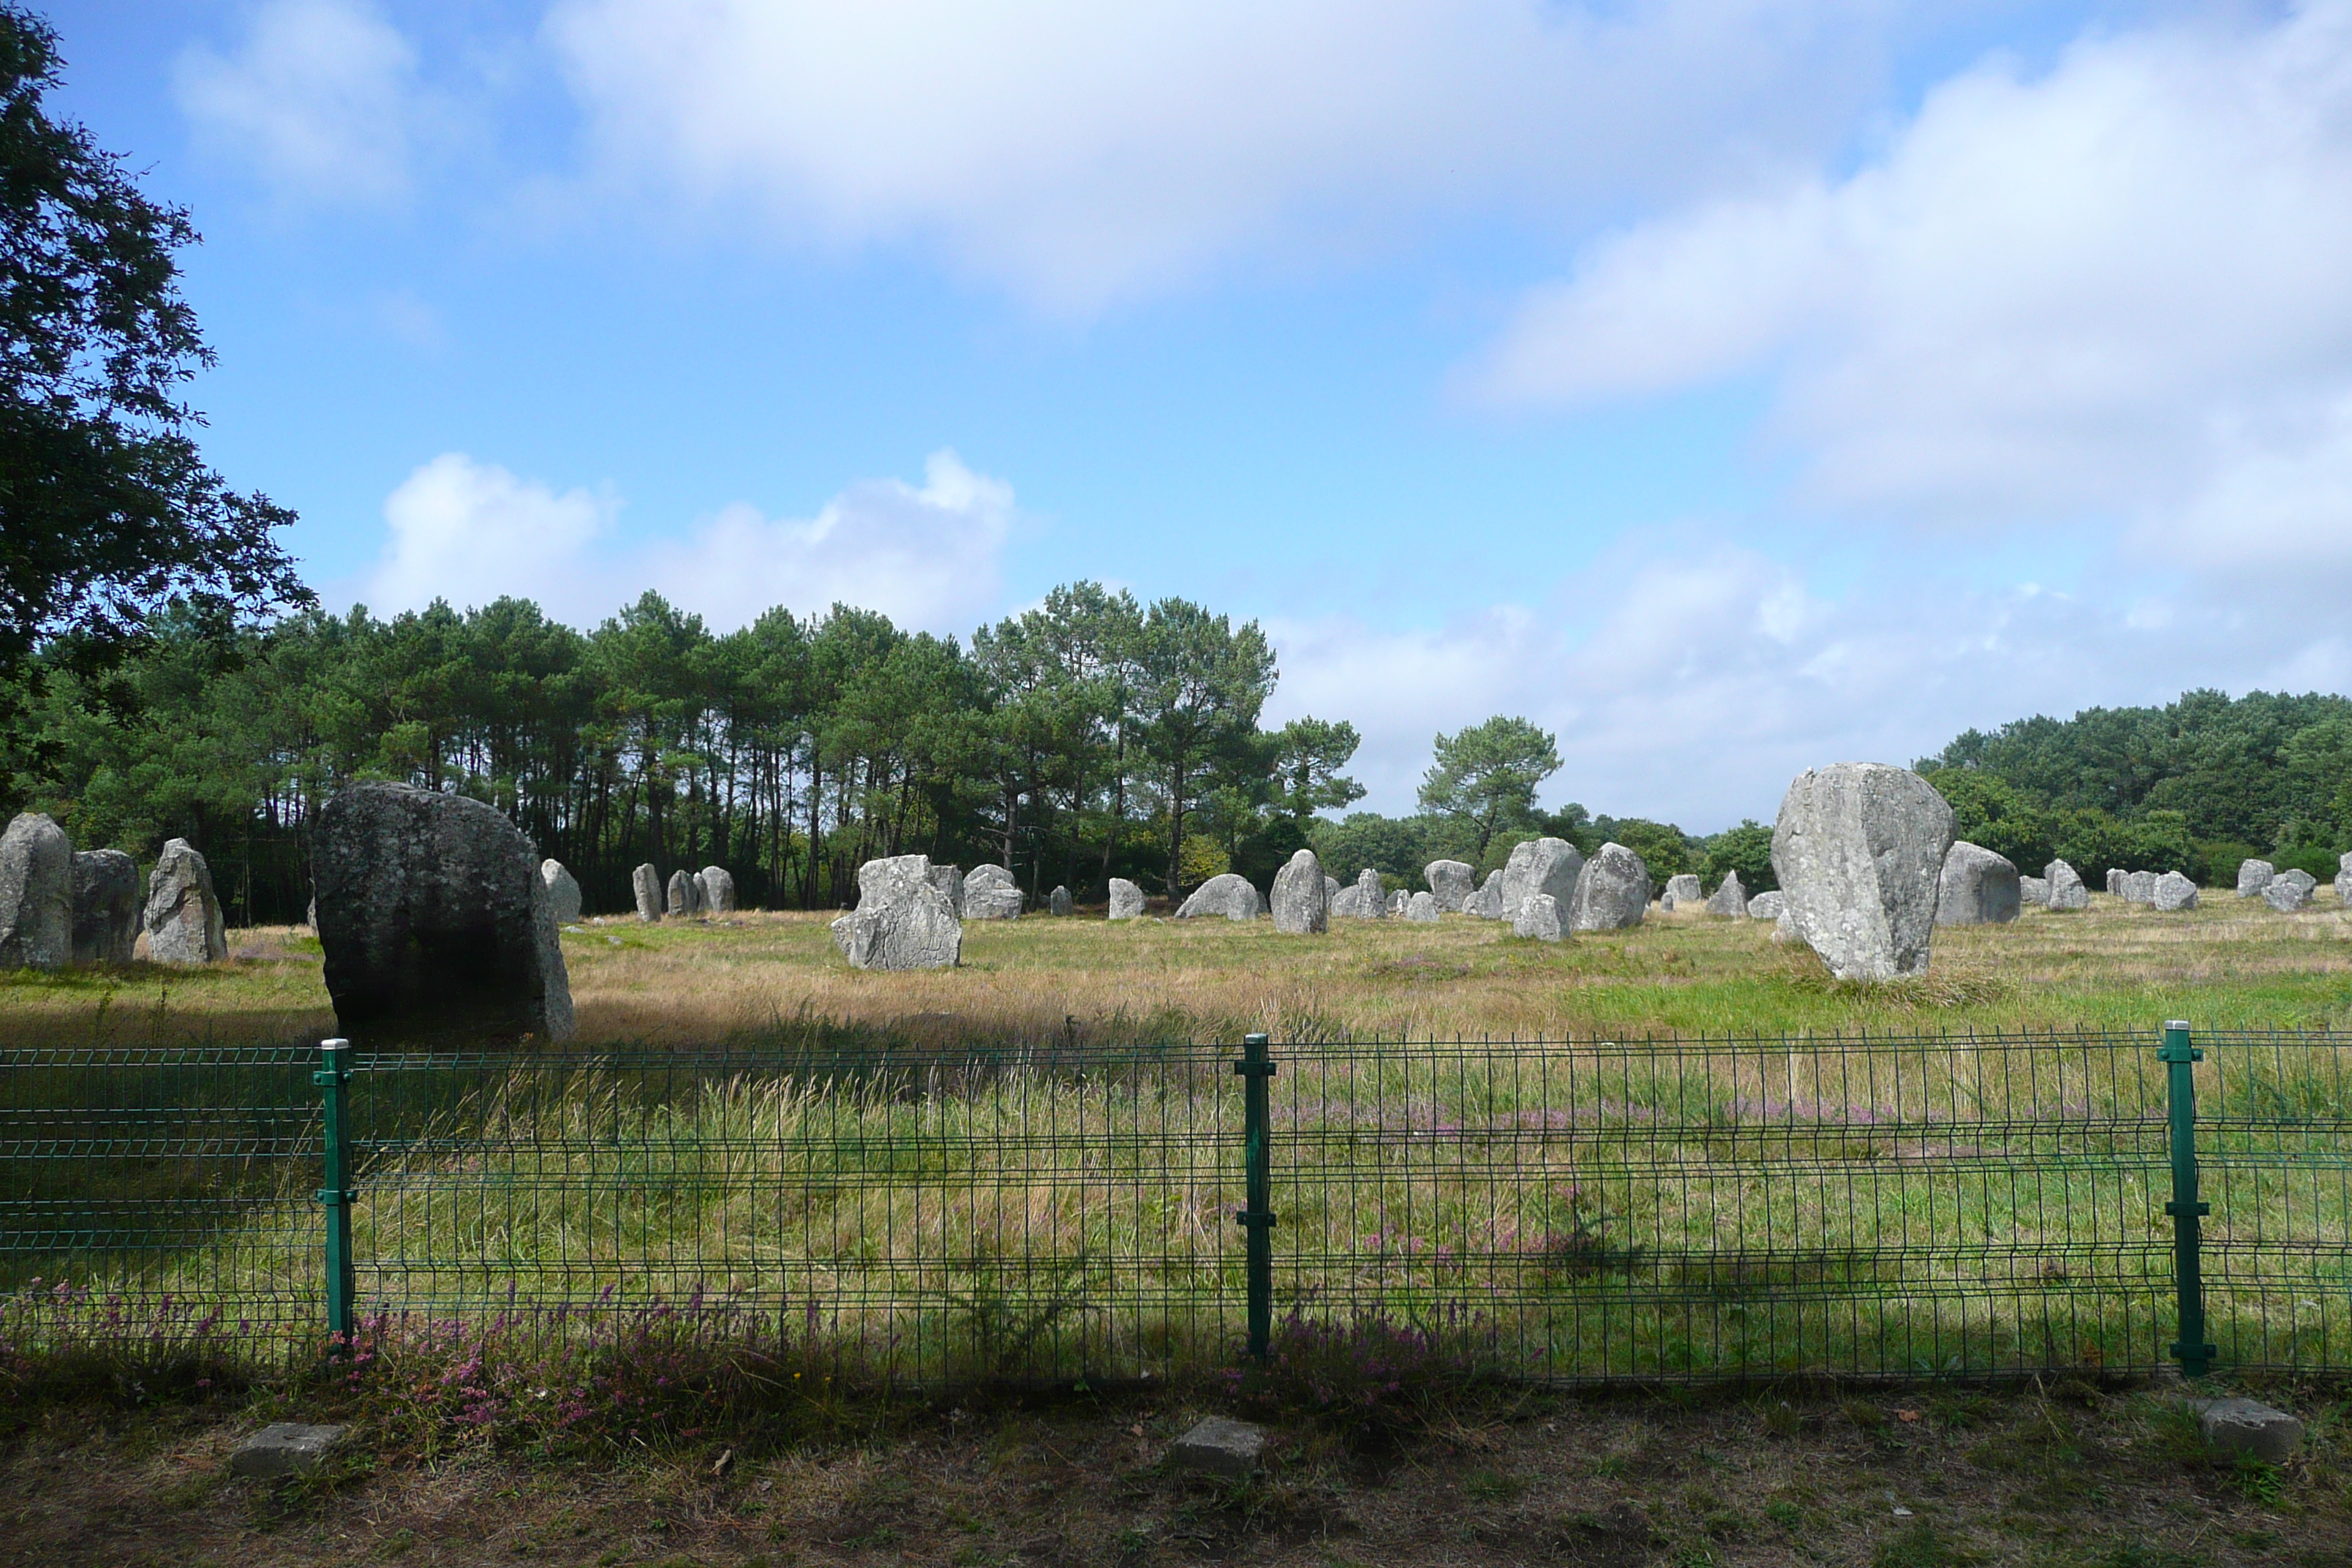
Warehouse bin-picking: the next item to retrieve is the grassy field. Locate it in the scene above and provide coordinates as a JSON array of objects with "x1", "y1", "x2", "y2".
[{"x1": 4, "y1": 886, "x2": 2352, "y2": 1051}]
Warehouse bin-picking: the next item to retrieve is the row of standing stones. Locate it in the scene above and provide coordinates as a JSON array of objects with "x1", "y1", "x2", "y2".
[
  {"x1": 829, "y1": 763, "x2": 2335, "y2": 979},
  {"x1": 0, "y1": 812, "x2": 229, "y2": 970}
]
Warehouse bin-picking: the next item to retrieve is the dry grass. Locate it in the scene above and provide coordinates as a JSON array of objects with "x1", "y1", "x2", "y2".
[
  {"x1": 6, "y1": 889, "x2": 2352, "y2": 1052},
  {"x1": 4, "y1": 1377, "x2": 2350, "y2": 1567}
]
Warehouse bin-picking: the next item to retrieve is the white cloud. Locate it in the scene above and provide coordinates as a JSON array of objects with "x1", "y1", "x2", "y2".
[
  {"x1": 543, "y1": 0, "x2": 1906, "y2": 312},
  {"x1": 174, "y1": 0, "x2": 429, "y2": 206},
  {"x1": 1463, "y1": 1, "x2": 2352, "y2": 577},
  {"x1": 640, "y1": 451, "x2": 1015, "y2": 631},
  {"x1": 1269, "y1": 537, "x2": 2352, "y2": 829},
  {"x1": 368, "y1": 453, "x2": 618, "y2": 617},
  {"x1": 355, "y1": 450, "x2": 1015, "y2": 635}
]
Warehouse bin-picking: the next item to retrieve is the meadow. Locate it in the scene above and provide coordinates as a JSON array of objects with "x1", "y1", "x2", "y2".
[{"x1": 3, "y1": 885, "x2": 2352, "y2": 1052}]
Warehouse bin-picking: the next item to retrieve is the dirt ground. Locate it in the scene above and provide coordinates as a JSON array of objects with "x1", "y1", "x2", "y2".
[{"x1": 5, "y1": 1379, "x2": 2348, "y2": 1568}]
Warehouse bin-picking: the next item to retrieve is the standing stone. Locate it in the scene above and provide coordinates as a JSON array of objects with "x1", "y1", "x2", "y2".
[
  {"x1": 1048, "y1": 884, "x2": 1074, "y2": 916},
  {"x1": 690, "y1": 871, "x2": 712, "y2": 916},
  {"x1": 2238, "y1": 859, "x2": 2276, "y2": 898},
  {"x1": 2153, "y1": 871, "x2": 2199, "y2": 911},
  {"x1": 2019, "y1": 875, "x2": 2049, "y2": 906},
  {"x1": 2122, "y1": 870, "x2": 2158, "y2": 905},
  {"x1": 963, "y1": 864, "x2": 1025, "y2": 920},
  {"x1": 927, "y1": 864, "x2": 965, "y2": 917},
  {"x1": 1405, "y1": 890, "x2": 1439, "y2": 922},
  {"x1": 1512, "y1": 892, "x2": 1564, "y2": 941},
  {"x1": 69, "y1": 848, "x2": 140, "y2": 965},
  {"x1": 1569, "y1": 842, "x2": 1653, "y2": 932},
  {"x1": 1499, "y1": 838, "x2": 1584, "y2": 921},
  {"x1": 0, "y1": 813, "x2": 72, "y2": 971},
  {"x1": 830, "y1": 853, "x2": 961, "y2": 970},
  {"x1": 312, "y1": 783, "x2": 573, "y2": 1044},
  {"x1": 1269, "y1": 849, "x2": 1330, "y2": 935},
  {"x1": 1662, "y1": 872, "x2": 1703, "y2": 911},
  {"x1": 1935, "y1": 842, "x2": 2019, "y2": 927},
  {"x1": 632, "y1": 863, "x2": 662, "y2": 921},
  {"x1": 2265, "y1": 875, "x2": 2315, "y2": 912},
  {"x1": 1703, "y1": 871, "x2": 1749, "y2": 918},
  {"x1": 1748, "y1": 890, "x2": 1787, "y2": 921},
  {"x1": 143, "y1": 837, "x2": 227, "y2": 967},
  {"x1": 2106, "y1": 868, "x2": 2125, "y2": 896},
  {"x1": 1330, "y1": 867, "x2": 1385, "y2": 920},
  {"x1": 701, "y1": 866, "x2": 737, "y2": 915},
  {"x1": 2336, "y1": 852, "x2": 2352, "y2": 906},
  {"x1": 540, "y1": 859, "x2": 583, "y2": 926},
  {"x1": 1425, "y1": 860, "x2": 1475, "y2": 913},
  {"x1": 1771, "y1": 764, "x2": 1955, "y2": 981},
  {"x1": 1175, "y1": 872, "x2": 1262, "y2": 921},
  {"x1": 1324, "y1": 875, "x2": 1341, "y2": 905},
  {"x1": 1387, "y1": 888, "x2": 1409, "y2": 916},
  {"x1": 1464, "y1": 869, "x2": 1507, "y2": 919},
  {"x1": 1107, "y1": 878, "x2": 1146, "y2": 920},
  {"x1": 2043, "y1": 859, "x2": 2090, "y2": 911},
  {"x1": 666, "y1": 870, "x2": 696, "y2": 919}
]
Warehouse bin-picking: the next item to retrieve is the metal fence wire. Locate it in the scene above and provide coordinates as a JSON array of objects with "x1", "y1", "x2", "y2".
[{"x1": 4, "y1": 1026, "x2": 2350, "y2": 1385}]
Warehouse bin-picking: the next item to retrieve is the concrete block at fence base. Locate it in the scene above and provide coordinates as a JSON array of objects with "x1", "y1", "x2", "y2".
[
  {"x1": 231, "y1": 1422, "x2": 350, "y2": 1478},
  {"x1": 1170, "y1": 1416, "x2": 1265, "y2": 1479},
  {"x1": 2193, "y1": 1398, "x2": 2304, "y2": 1463}
]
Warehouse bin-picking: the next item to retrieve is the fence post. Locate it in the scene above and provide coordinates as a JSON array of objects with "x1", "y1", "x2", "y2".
[
  {"x1": 1234, "y1": 1032, "x2": 1276, "y2": 1365},
  {"x1": 314, "y1": 1037, "x2": 355, "y2": 1357},
  {"x1": 2159, "y1": 1019, "x2": 2214, "y2": 1378}
]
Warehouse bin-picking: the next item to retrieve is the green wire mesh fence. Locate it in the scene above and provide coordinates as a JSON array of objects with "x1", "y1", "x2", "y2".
[{"x1": 4, "y1": 1027, "x2": 2349, "y2": 1385}]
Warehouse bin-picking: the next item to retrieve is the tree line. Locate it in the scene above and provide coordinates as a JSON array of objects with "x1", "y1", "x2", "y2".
[{"x1": 0, "y1": 587, "x2": 1380, "y2": 924}]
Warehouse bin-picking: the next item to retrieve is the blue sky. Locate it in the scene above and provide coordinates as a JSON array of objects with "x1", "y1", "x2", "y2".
[{"x1": 32, "y1": 0, "x2": 2352, "y2": 826}]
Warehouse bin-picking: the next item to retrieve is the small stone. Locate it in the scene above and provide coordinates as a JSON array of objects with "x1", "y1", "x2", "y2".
[
  {"x1": 1703, "y1": 872, "x2": 1748, "y2": 918},
  {"x1": 1387, "y1": 888, "x2": 1409, "y2": 916},
  {"x1": 2043, "y1": 859, "x2": 2089, "y2": 911},
  {"x1": 70, "y1": 848, "x2": 140, "y2": 965},
  {"x1": 1049, "y1": 884, "x2": 1074, "y2": 917},
  {"x1": 2193, "y1": 1397, "x2": 2304, "y2": 1463},
  {"x1": 1270, "y1": 849, "x2": 1330, "y2": 935},
  {"x1": 1512, "y1": 892, "x2": 1564, "y2": 941},
  {"x1": 2153, "y1": 870, "x2": 2198, "y2": 911},
  {"x1": 1425, "y1": 859, "x2": 1475, "y2": 912},
  {"x1": 1662, "y1": 872, "x2": 1702, "y2": 911},
  {"x1": 0, "y1": 813, "x2": 74, "y2": 970},
  {"x1": 2237, "y1": 859, "x2": 2275, "y2": 897},
  {"x1": 632, "y1": 863, "x2": 662, "y2": 921},
  {"x1": 1107, "y1": 878, "x2": 1145, "y2": 920},
  {"x1": 1748, "y1": 890, "x2": 1786, "y2": 920},
  {"x1": 1499, "y1": 838, "x2": 1583, "y2": 921},
  {"x1": 1569, "y1": 843, "x2": 1652, "y2": 932},
  {"x1": 540, "y1": 860, "x2": 583, "y2": 925},
  {"x1": 1405, "y1": 890, "x2": 1439, "y2": 922},
  {"x1": 231, "y1": 1422, "x2": 350, "y2": 1479},
  {"x1": 701, "y1": 866, "x2": 737, "y2": 915},
  {"x1": 2264, "y1": 875, "x2": 2314, "y2": 912},
  {"x1": 1169, "y1": 1416, "x2": 1265, "y2": 1479},
  {"x1": 1464, "y1": 868, "x2": 1507, "y2": 919},
  {"x1": 2020, "y1": 875, "x2": 2049, "y2": 906},
  {"x1": 143, "y1": 837, "x2": 228, "y2": 967},
  {"x1": 1175, "y1": 872, "x2": 1261, "y2": 921},
  {"x1": 1936, "y1": 842, "x2": 2019, "y2": 926},
  {"x1": 1330, "y1": 867, "x2": 1385, "y2": 920},
  {"x1": 964, "y1": 864, "x2": 1025, "y2": 920}
]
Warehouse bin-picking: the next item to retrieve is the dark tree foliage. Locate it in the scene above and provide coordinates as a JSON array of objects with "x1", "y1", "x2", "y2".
[
  {"x1": 1, "y1": 585, "x2": 1349, "y2": 925},
  {"x1": 1920, "y1": 689, "x2": 2352, "y2": 881},
  {"x1": 0, "y1": 8, "x2": 305, "y2": 681}
]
